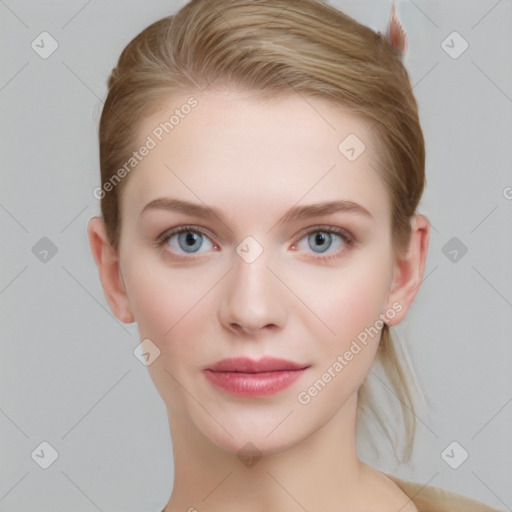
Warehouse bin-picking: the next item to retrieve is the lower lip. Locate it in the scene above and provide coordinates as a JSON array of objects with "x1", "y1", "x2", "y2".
[{"x1": 204, "y1": 368, "x2": 307, "y2": 396}]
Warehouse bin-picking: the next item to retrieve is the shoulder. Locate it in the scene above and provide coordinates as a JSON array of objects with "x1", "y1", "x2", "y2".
[{"x1": 382, "y1": 472, "x2": 505, "y2": 512}]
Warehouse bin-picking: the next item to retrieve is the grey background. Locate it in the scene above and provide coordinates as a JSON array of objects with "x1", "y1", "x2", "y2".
[{"x1": 1, "y1": 0, "x2": 511, "y2": 511}]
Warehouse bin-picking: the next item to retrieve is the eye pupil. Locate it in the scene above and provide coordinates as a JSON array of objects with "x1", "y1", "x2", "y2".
[{"x1": 185, "y1": 233, "x2": 197, "y2": 245}]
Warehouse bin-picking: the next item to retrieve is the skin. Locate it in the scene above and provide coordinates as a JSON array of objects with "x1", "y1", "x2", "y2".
[{"x1": 88, "y1": 90, "x2": 429, "y2": 512}]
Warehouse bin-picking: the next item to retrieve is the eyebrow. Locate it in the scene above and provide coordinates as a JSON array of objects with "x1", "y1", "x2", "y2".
[{"x1": 141, "y1": 197, "x2": 374, "y2": 225}]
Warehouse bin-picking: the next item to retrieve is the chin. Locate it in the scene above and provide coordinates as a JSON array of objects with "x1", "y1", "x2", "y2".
[
  {"x1": 205, "y1": 423, "x2": 304, "y2": 459},
  {"x1": 185, "y1": 395, "x2": 327, "y2": 460}
]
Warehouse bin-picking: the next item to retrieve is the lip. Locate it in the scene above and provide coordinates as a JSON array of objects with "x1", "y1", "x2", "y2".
[
  {"x1": 204, "y1": 357, "x2": 310, "y2": 397},
  {"x1": 208, "y1": 357, "x2": 307, "y2": 373}
]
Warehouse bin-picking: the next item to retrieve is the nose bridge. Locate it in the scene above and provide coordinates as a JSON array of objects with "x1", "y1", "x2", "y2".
[{"x1": 218, "y1": 240, "x2": 287, "y2": 333}]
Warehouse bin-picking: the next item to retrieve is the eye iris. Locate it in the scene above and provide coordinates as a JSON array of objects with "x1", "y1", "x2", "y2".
[
  {"x1": 178, "y1": 231, "x2": 202, "y2": 252},
  {"x1": 308, "y1": 232, "x2": 332, "y2": 253}
]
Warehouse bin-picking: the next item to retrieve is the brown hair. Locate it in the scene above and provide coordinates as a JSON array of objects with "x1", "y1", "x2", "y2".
[{"x1": 98, "y1": 0, "x2": 425, "y2": 464}]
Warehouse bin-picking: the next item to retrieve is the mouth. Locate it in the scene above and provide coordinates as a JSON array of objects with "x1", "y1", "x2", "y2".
[{"x1": 204, "y1": 357, "x2": 310, "y2": 396}]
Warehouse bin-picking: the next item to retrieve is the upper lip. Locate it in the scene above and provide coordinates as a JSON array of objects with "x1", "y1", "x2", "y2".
[{"x1": 208, "y1": 357, "x2": 309, "y2": 373}]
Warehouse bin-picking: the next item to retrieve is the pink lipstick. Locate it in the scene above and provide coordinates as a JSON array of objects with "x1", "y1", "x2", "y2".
[{"x1": 204, "y1": 357, "x2": 309, "y2": 397}]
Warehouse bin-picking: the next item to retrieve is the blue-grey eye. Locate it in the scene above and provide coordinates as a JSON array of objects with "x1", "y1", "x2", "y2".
[
  {"x1": 308, "y1": 232, "x2": 333, "y2": 253},
  {"x1": 167, "y1": 230, "x2": 214, "y2": 254},
  {"x1": 295, "y1": 230, "x2": 344, "y2": 254}
]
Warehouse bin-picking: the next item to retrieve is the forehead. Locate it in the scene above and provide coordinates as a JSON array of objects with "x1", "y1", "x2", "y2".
[{"x1": 121, "y1": 90, "x2": 390, "y2": 224}]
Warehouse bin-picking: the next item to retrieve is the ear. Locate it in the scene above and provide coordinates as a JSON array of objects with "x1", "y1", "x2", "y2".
[
  {"x1": 87, "y1": 217, "x2": 135, "y2": 324},
  {"x1": 384, "y1": 214, "x2": 430, "y2": 325},
  {"x1": 386, "y1": 1, "x2": 408, "y2": 56}
]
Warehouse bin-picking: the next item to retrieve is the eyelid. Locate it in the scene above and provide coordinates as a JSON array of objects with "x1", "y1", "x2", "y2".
[
  {"x1": 155, "y1": 224, "x2": 218, "y2": 246},
  {"x1": 292, "y1": 224, "x2": 355, "y2": 245}
]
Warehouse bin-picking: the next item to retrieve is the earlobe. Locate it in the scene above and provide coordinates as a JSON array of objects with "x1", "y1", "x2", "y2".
[
  {"x1": 385, "y1": 214, "x2": 430, "y2": 326},
  {"x1": 87, "y1": 217, "x2": 135, "y2": 324}
]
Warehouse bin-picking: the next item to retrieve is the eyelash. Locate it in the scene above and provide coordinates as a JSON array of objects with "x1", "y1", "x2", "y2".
[{"x1": 154, "y1": 224, "x2": 355, "y2": 262}]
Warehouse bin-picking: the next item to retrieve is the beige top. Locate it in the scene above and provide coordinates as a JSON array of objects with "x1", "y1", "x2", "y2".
[
  {"x1": 384, "y1": 472, "x2": 505, "y2": 511},
  {"x1": 158, "y1": 473, "x2": 506, "y2": 511}
]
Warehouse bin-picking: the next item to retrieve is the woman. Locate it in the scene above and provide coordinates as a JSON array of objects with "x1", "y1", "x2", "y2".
[{"x1": 88, "y1": 0, "x2": 504, "y2": 510}]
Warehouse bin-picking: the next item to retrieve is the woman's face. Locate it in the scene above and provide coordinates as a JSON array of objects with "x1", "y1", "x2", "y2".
[{"x1": 114, "y1": 91, "x2": 412, "y2": 455}]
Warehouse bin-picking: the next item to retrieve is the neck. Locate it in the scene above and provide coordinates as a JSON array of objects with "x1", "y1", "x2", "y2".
[{"x1": 163, "y1": 393, "x2": 373, "y2": 512}]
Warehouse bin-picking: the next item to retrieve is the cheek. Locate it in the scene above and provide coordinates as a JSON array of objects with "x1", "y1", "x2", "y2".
[
  {"x1": 295, "y1": 254, "x2": 393, "y2": 346},
  {"x1": 293, "y1": 258, "x2": 393, "y2": 412},
  {"x1": 123, "y1": 259, "x2": 217, "y2": 352},
  {"x1": 125, "y1": 274, "x2": 174, "y2": 341},
  {"x1": 123, "y1": 261, "x2": 216, "y2": 404}
]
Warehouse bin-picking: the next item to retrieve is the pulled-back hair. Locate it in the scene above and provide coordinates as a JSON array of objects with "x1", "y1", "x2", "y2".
[{"x1": 98, "y1": 0, "x2": 426, "y2": 464}]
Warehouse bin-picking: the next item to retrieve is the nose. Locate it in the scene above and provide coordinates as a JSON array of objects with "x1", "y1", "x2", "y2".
[{"x1": 218, "y1": 251, "x2": 288, "y2": 336}]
